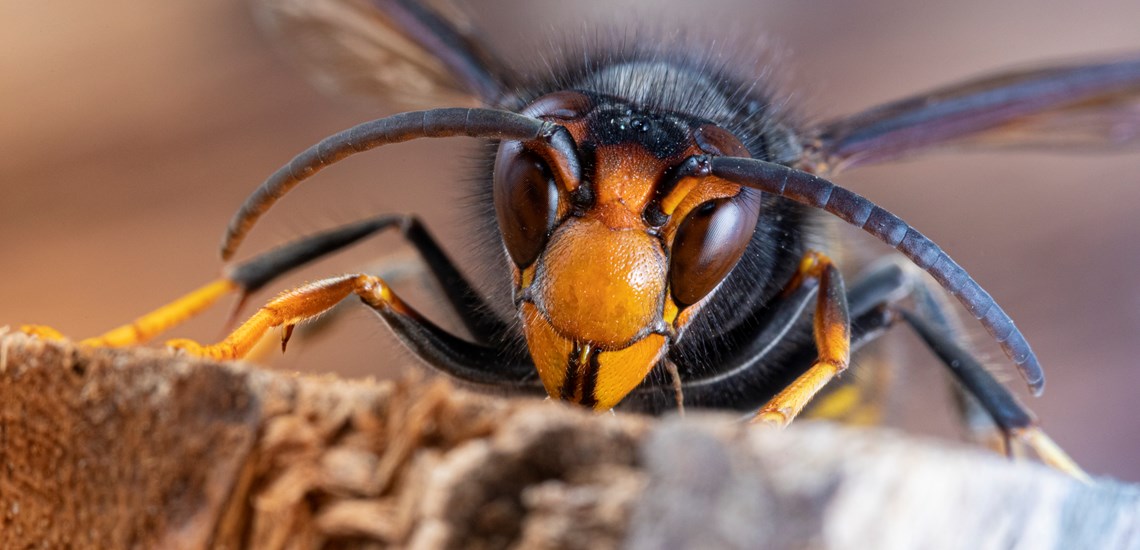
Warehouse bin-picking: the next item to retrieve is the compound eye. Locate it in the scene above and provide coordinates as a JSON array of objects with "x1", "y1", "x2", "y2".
[
  {"x1": 493, "y1": 140, "x2": 560, "y2": 268},
  {"x1": 669, "y1": 189, "x2": 761, "y2": 307}
]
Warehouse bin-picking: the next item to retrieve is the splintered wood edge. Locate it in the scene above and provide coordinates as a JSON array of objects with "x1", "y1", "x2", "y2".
[{"x1": 1, "y1": 329, "x2": 1137, "y2": 549}]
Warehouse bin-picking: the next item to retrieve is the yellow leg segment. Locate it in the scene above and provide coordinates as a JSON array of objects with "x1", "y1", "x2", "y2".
[
  {"x1": 1015, "y1": 427, "x2": 1092, "y2": 483},
  {"x1": 753, "y1": 252, "x2": 851, "y2": 427},
  {"x1": 167, "y1": 274, "x2": 392, "y2": 360},
  {"x1": 21, "y1": 279, "x2": 238, "y2": 347},
  {"x1": 85, "y1": 279, "x2": 237, "y2": 347}
]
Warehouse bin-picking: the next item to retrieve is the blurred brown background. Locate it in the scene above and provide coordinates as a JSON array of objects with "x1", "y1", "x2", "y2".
[{"x1": 2, "y1": 1, "x2": 1138, "y2": 481}]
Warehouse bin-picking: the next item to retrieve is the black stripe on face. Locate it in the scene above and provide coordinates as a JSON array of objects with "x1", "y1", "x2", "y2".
[
  {"x1": 559, "y1": 342, "x2": 601, "y2": 408},
  {"x1": 561, "y1": 343, "x2": 583, "y2": 402},
  {"x1": 580, "y1": 350, "x2": 600, "y2": 409}
]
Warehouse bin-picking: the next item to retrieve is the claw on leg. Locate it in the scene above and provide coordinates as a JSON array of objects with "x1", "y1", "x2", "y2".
[{"x1": 168, "y1": 274, "x2": 391, "y2": 361}]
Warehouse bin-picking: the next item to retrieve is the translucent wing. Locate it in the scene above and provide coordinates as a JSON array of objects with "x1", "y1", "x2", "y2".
[
  {"x1": 251, "y1": 0, "x2": 513, "y2": 109},
  {"x1": 810, "y1": 55, "x2": 1140, "y2": 173}
]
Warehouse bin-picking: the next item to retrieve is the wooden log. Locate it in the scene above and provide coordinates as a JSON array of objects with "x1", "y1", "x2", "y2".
[{"x1": 1, "y1": 330, "x2": 1136, "y2": 549}]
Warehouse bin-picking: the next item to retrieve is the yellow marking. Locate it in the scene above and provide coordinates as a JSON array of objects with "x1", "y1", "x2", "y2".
[
  {"x1": 519, "y1": 302, "x2": 572, "y2": 399},
  {"x1": 577, "y1": 343, "x2": 593, "y2": 370},
  {"x1": 663, "y1": 297, "x2": 679, "y2": 326},
  {"x1": 82, "y1": 279, "x2": 238, "y2": 347},
  {"x1": 520, "y1": 265, "x2": 535, "y2": 290},
  {"x1": 592, "y1": 333, "x2": 667, "y2": 410},
  {"x1": 800, "y1": 253, "x2": 822, "y2": 274},
  {"x1": 659, "y1": 177, "x2": 700, "y2": 215},
  {"x1": 365, "y1": 278, "x2": 394, "y2": 305},
  {"x1": 804, "y1": 383, "x2": 884, "y2": 426},
  {"x1": 675, "y1": 305, "x2": 699, "y2": 333},
  {"x1": 806, "y1": 385, "x2": 862, "y2": 420},
  {"x1": 660, "y1": 178, "x2": 741, "y2": 242}
]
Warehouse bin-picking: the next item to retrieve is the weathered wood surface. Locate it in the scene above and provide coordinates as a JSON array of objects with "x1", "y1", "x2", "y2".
[{"x1": 1, "y1": 330, "x2": 1137, "y2": 549}]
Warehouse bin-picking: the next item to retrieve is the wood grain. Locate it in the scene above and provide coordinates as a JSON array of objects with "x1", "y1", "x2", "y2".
[{"x1": 2, "y1": 330, "x2": 1136, "y2": 549}]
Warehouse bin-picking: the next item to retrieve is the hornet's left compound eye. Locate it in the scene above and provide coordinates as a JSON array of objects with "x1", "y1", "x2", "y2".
[
  {"x1": 668, "y1": 189, "x2": 761, "y2": 307},
  {"x1": 493, "y1": 140, "x2": 560, "y2": 268}
]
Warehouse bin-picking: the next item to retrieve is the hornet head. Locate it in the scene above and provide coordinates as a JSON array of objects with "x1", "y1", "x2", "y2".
[{"x1": 493, "y1": 91, "x2": 761, "y2": 409}]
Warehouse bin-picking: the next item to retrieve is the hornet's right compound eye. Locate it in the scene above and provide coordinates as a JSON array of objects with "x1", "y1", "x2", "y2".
[
  {"x1": 668, "y1": 189, "x2": 761, "y2": 308},
  {"x1": 493, "y1": 140, "x2": 560, "y2": 268}
]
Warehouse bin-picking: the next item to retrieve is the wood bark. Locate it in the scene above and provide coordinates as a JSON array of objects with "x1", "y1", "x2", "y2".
[{"x1": 1, "y1": 330, "x2": 1136, "y2": 549}]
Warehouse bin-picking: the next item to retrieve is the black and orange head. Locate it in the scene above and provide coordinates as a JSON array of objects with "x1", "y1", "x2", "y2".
[{"x1": 492, "y1": 90, "x2": 761, "y2": 409}]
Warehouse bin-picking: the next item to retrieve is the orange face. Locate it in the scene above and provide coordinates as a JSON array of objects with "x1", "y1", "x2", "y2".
[{"x1": 493, "y1": 91, "x2": 761, "y2": 410}]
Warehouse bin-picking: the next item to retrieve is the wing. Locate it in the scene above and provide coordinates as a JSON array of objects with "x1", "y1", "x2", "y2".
[
  {"x1": 251, "y1": 0, "x2": 514, "y2": 109},
  {"x1": 809, "y1": 55, "x2": 1140, "y2": 173}
]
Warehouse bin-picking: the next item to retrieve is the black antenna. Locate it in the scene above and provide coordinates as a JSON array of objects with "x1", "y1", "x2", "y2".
[
  {"x1": 220, "y1": 108, "x2": 550, "y2": 260},
  {"x1": 710, "y1": 156, "x2": 1045, "y2": 396}
]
